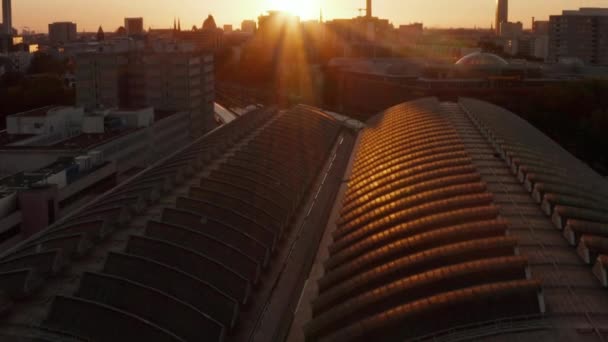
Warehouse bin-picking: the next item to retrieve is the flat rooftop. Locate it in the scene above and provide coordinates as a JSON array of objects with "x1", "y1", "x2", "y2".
[
  {"x1": 9, "y1": 106, "x2": 61, "y2": 118},
  {"x1": 51, "y1": 128, "x2": 141, "y2": 150},
  {"x1": 0, "y1": 131, "x2": 35, "y2": 146}
]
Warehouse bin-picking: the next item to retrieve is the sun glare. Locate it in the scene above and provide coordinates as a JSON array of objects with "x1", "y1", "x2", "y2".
[{"x1": 265, "y1": 0, "x2": 320, "y2": 20}]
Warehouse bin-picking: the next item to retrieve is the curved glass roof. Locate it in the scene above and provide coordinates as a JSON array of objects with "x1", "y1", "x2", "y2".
[{"x1": 455, "y1": 52, "x2": 509, "y2": 67}]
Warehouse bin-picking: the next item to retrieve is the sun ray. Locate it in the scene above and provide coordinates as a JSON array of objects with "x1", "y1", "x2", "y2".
[{"x1": 265, "y1": 0, "x2": 320, "y2": 20}]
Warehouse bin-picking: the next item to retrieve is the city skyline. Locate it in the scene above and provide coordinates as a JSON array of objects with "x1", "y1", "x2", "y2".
[{"x1": 6, "y1": 0, "x2": 608, "y2": 33}]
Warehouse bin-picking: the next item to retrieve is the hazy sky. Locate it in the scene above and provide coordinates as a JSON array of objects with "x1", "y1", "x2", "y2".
[{"x1": 9, "y1": 0, "x2": 608, "y2": 33}]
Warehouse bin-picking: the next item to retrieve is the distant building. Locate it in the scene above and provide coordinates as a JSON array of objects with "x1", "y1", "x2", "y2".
[
  {"x1": 241, "y1": 20, "x2": 257, "y2": 33},
  {"x1": 495, "y1": 0, "x2": 508, "y2": 35},
  {"x1": 124, "y1": 17, "x2": 144, "y2": 36},
  {"x1": 97, "y1": 26, "x2": 105, "y2": 41},
  {"x1": 325, "y1": 16, "x2": 395, "y2": 58},
  {"x1": 134, "y1": 50, "x2": 215, "y2": 137},
  {"x1": 2, "y1": 0, "x2": 12, "y2": 35},
  {"x1": 532, "y1": 20, "x2": 550, "y2": 35},
  {"x1": 75, "y1": 53, "x2": 130, "y2": 110},
  {"x1": 75, "y1": 42, "x2": 214, "y2": 136},
  {"x1": 499, "y1": 21, "x2": 522, "y2": 38},
  {"x1": 4, "y1": 51, "x2": 33, "y2": 73},
  {"x1": 398, "y1": 23, "x2": 423, "y2": 44},
  {"x1": 223, "y1": 25, "x2": 233, "y2": 33},
  {"x1": 174, "y1": 29, "x2": 223, "y2": 52},
  {"x1": 549, "y1": 8, "x2": 608, "y2": 65},
  {"x1": 202, "y1": 15, "x2": 217, "y2": 30},
  {"x1": 533, "y1": 35, "x2": 549, "y2": 60},
  {"x1": 48, "y1": 22, "x2": 78, "y2": 45}
]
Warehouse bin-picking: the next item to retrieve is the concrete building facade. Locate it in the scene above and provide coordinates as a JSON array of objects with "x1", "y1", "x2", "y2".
[
  {"x1": 549, "y1": 8, "x2": 608, "y2": 65},
  {"x1": 76, "y1": 53, "x2": 129, "y2": 110},
  {"x1": 48, "y1": 22, "x2": 78, "y2": 45}
]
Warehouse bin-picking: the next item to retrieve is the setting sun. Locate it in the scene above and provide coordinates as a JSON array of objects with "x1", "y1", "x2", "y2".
[{"x1": 265, "y1": 0, "x2": 321, "y2": 20}]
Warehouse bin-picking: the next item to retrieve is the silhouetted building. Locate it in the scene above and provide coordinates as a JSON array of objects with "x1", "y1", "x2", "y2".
[
  {"x1": 398, "y1": 23, "x2": 423, "y2": 44},
  {"x1": 549, "y1": 8, "x2": 608, "y2": 65},
  {"x1": 115, "y1": 26, "x2": 126, "y2": 36},
  {"x1": 499, "y1": 21, "x2": 522, "y2": 38},
  {"x1": 48, "y1": 22, "x2": 78, "y2": 45},
  {"x1": 495, "y1": 0, "x2": 508, "y2": 35},
  {"x1": 202, "y1": 15, "x2": 217, "y2": 30},
  {"x1": 97, "y1": 26, "x2": 105, "y2": 41},
  {"x1": 325, "y1": 16, "x2": 395, "y2": 58},
  {"x1": 241, "y1": 19, "x2": 257, "y2": 33},
  {"x1": 2, "y1": 0, "x2": 12, "y2": 35},
  {"x1": 174, "y1": 29, "x2": 223, "y2": 52},
  {"x1": 124, "y1": 17, "x2": 144, "y2": 36},
  {"x1": 532, "y1": 20, "x2": 550, "y2": 35},
  {"x1": 223, "y1": 24, "x2": 232, "y2": 33}
]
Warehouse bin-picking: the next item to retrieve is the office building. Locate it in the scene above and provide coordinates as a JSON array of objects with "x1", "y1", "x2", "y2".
[
  {"x1": 48, "y1": 22, "x2": 78, "y2": 45},
  {"x1": 2, "y1": 0, "x2": 11, "y2": 35},
  {"x1": 0, "y1": 97, "x2": 607, "y2": 341},
  {"x1": 499, "y1": 21, "x2": 523, "y2": 38},
  {"x1": 124, "y1": 17, "x2": 144, "y2": 36},
  {"x1": 136, "y1": 50, "x2": 215, "y2": 137},
  {"x1": 223, "y1": 24, "x2": 232, "y2": 33},
  {"x1": 495, "y1": 0, "x2": 508, "y2": 35},
  {"x1": 532, "y1": 20, "x2": 550, "y2": 35},
  {"x1": 549, "y1": 8, "x2": 608, "y2": 65},
  {"x1": 75, "y1": 52, "x2": 130, "y2": 110},
  {"x1": 241, "y1": 19, "x2": 257, "y2": 33},
  {"x1": 75, "y1": 40, "x2": 214, "y2": 136}
]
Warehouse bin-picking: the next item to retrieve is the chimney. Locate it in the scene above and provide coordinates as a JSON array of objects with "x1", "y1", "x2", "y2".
[{"x1": 366, "y1": 0, "x2": 372, "y2": 18}]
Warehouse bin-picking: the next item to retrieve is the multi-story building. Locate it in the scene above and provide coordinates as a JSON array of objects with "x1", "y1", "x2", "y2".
[
  {"x1": 75, "y1": 52, "x2": 130, "y2": 110},
  {"x1": 124, "y1": 17, "x2": 144, "y2": 36},
  {"x1": 398, "y1": 23, "x2": 423, "y2": 44},
  {"x1": 532, "y1": 20, "x2": 550, "y2": 35},
  {"x1": 499, "y1": 21, "x2": 522, "y2": 38},
  {"x1": 549, "y1": 8, "x2": 608, "y2": 65},
  {"x1": 136, "y1": 51, "x2": 214, "y2": 137},
  {"x1": 48, "y1": 22, "x2": 77, "y2": 45},
  {"x1": 241, "y1": 20, "x2": 257, "y2": 33},
  {"x1": 75, "y1": 40, "x2": 214, "y2": 137}
]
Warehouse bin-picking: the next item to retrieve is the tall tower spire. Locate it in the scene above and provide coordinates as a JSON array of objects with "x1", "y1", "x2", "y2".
[
  {"x1": 173, "y1": 17, "x2": 177, "y2": 31},
  {"x1": 178, "y1": 18, "x2": 181, "y2": 32},
  {"x1": 366, "y1": 0, "x2": 372, "y2": 18},
  {"x1": 495, "y1": 0, "x2": 508, "y2": 35},
  {"x1": 2, "y1": 0, "x2": 12, "y2": 35}
]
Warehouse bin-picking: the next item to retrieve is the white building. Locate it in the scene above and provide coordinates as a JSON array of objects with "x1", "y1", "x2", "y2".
[{"x1": 6, "y1": 106, "x2": 84, "y2": 136}]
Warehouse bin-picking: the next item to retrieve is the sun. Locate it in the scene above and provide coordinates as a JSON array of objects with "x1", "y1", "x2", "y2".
[{"x1": 265, "y1": 0, "x2": 320, "y2": 20}]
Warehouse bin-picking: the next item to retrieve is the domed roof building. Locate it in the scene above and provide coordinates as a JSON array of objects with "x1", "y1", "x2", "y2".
[
  {"x1": 455, "y1": 52, "x2": 509, "y2": 67},
  {"x1": 202, "y1": 15, "x2": 217, "y2": 31}
]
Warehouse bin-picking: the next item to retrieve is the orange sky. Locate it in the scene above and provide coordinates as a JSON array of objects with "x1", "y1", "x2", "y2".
[{"x1": 8, "y1": 0, "x2": 608, "y2": 33}]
